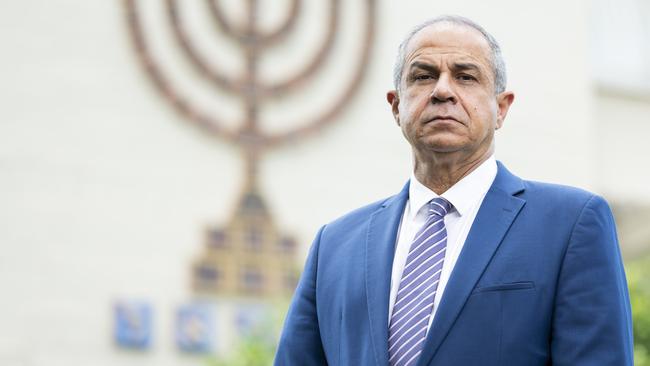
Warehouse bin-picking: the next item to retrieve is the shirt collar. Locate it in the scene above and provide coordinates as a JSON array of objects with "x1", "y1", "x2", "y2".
[{"x1": 408, "y1": 155, "x2": 497, "y2": 220}]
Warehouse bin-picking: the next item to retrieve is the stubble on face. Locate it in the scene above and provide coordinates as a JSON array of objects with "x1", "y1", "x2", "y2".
[{"x1": 388, "y1": 22, "x2": 513, "y2": 193}]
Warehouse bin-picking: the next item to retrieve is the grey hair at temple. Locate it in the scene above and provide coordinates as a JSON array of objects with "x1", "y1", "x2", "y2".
[{"x1": 392, "y1": 15, "x2": 508, "y2": 94}]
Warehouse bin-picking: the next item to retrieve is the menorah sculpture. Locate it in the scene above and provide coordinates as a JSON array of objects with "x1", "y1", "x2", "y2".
[{"x1": 124, "y1": 0, "x2": 377, "y2": 298}]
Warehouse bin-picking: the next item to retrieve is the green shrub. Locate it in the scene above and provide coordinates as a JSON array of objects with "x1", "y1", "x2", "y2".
[
  {"x1": 628, "y1": 255, "x2": 650, "y2": 366},
  {"x1": 206, "y1": 335, "x2": 275, "y2": 366}
]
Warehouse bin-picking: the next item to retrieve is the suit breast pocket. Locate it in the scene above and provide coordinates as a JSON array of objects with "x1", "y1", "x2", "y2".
[
  {"x1": 471, "y1": 281, "x2": 535, "y2": 294},
  {"x1": 442, "y1": 281, "x2": 538, "y2": 364}
]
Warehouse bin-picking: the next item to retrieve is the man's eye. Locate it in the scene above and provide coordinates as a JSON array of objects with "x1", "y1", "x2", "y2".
[
  {"x1": 457, "y1": 74, "x2": 477, "y2": 81},
  {"x1": 413, "y1": 74, "x2": 433, "y2": 81}
]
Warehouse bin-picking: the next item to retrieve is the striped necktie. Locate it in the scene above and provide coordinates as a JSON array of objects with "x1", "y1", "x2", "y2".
[{"x1": 388, "y1": 197, "x2": 452, "y2": 366}]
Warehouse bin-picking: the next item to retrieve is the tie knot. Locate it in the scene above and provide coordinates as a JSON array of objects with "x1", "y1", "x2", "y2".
[{"x1": 428, "y1": 197, "x2": 451, "y2": 217}]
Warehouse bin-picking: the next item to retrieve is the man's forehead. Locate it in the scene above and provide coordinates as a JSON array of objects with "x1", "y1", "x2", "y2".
[{"x1": 404, "y1": 22, "x2": 492, "y2": 64}]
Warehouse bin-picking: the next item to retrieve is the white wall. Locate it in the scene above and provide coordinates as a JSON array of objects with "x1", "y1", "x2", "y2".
[
  {"x1": 595, "y1": 90, "x2": 650, "y2": 202},
  {"x1": 1, "y1": 0, "x2": 632, "y2": 364}
]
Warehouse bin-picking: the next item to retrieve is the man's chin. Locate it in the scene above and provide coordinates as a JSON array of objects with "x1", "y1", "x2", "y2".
[{"x1": 418, "y1": 138, "x2": 467, "y2": 153}]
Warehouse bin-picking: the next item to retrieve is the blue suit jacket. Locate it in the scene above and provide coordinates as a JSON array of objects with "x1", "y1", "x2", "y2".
[{"x1": 275, "y1": 163, "x2": 633, "y2": 365}]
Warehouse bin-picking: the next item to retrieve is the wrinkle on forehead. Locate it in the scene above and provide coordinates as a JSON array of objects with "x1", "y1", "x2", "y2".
[
  {"x1": 407, "y1": 21, "x2": 492, "y2": 51},
  {"x1": 407, "y1": 50, "x2": 486, "y2": 67},
  {"x1": 403, "y1": 23, "x2": 495, "y2": 81}
]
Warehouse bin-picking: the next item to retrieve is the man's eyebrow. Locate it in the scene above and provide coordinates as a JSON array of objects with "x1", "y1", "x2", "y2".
[
  {"x1": 408, "y1": 61, "x2": 483, "y2": 74},
  {"x1": 408, "y1": 62, "x2": 439, "y2": 73},
  {"x1": 451, "y1": 62, "x2": 482, "y2": 73}
]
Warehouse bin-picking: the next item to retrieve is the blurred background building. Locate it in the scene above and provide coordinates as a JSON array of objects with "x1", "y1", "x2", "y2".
[{"x1": 1, "y1": 0, "x2": 649, "y2": 365}]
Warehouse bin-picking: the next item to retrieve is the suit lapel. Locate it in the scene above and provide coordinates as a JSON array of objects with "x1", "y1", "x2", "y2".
[
  {"x1": 366, "y1": 182, "x2": 409, "y2": 366},
  {"x1": 417, "y1": 162, "x2": 526, "y2": 366}
]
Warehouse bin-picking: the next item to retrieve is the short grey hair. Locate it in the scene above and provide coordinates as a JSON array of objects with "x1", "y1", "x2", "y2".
[{"x1": 392, "y1": 15, "x2": 507, "y2": 94}]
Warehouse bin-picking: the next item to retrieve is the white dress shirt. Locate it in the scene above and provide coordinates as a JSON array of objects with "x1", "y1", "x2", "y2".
[{"x1": 388, "y1": 156, "x2": 497, "y2": 331}]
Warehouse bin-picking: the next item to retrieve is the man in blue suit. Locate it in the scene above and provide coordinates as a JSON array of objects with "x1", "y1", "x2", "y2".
[{"x1": 275, "y1": 15, "x2": 633, "y2": 365}]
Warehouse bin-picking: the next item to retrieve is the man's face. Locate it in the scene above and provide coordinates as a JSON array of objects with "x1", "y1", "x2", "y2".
[{"x1": 387, "y1": 23, "x2": 514, "y2": 158}]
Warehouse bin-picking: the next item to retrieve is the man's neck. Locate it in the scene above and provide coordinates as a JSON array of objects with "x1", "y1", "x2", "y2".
[{"x1": 413, "y1": 148, "x2": 493, "y2": 195}]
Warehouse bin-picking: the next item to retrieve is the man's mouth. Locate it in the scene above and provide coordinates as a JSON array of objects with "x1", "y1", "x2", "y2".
[{"x1": 427, "y1": 115, "x2": 460, "y2": 123}]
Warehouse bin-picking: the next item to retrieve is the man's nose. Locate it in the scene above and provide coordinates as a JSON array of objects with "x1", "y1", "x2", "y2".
[{"x1": 430, "y1": 74, "x2": 456, "y2": 104}]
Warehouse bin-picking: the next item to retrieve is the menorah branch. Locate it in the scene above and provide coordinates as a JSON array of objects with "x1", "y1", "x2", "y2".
[
  {"x1": 125, "y1": 0, "x2": 241, "y2": 143},
  {"x1": 263, "y1": 0, "x2": 376, "y2": 148},
  {"x1": 256, "y1": 0, "x2": 339, "y2": 98},
  {"x1": 207, "y1": 0, "x2": 302, "y2": 47},
  {"x1": 126, "y1": 0, "x2": 376, "y2": 153},
  {"x1": 166, "y1": 0, "x2": 244, "y2": 96}
]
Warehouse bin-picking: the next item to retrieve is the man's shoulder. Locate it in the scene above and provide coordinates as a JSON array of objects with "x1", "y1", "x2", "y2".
[
  {"x1": 324, "y1": 195, "x2": 394, "y2": 230},
  {"x1": 522, "y1": 179, "x2": 593, "y2": 196},
  {"x1": 519, "y1": 178, "x2": 609, "y2": 212},
  {"x1": 497, "y1": 162, "x2": 597, "y2": 203}
]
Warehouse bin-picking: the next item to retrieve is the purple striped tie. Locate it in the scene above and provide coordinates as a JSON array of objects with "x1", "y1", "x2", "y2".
[{"x1": 388, "y1": 197, "x2": 452, "y2": 366}]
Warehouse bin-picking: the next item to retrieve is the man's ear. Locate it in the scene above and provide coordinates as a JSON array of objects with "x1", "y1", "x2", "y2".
[
  {"x1": 386, "y1": 90, "x2": 400, "y2": 126},
  {"x1": 495, "y1": 91, "x2": 515, "y2": 130}
]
